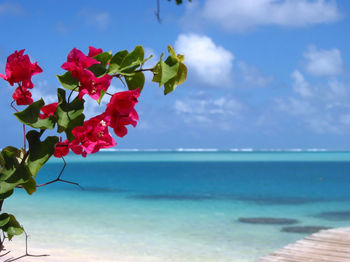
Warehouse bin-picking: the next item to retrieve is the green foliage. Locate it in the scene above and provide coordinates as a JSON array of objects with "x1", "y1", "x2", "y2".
[
  {"x1": 0, "y1": 214, "x2": 23, "y2": 240},
  {"x1": 0, "y1": 213, "x2": 10, "y2": 227},
  {"x1": 57, "y1": 71, "x2": 79, "y2": 91},
  {"x1": 26, "y1": 130, "x2": 58, "y2": 179},
  {"x1": 0, "y1": 147, "x2": 32, "y2": 195},
  {"x1": 88, "y1": 51, "x2": 112, "y2": 77},
  {"x1": 0, "y1": 189, "x2": 13, "y2": 200},
  {"x1": 108, "y1": 46, "x2": 145, "y2": 75},
  {"x1": 56, "y1": 88, "x2": 85, "y2": 141},
  {"x1": 14, "y1": 99, "x2": 56, "y2": 130},
  {"x1": 107, "y1": 50, "x2": 129, "y2": 74},
  {"x1": 125, "y1": 72, "x2": 145, "y2": 91},
  {"x1": 152, "y1": 45, "x2": 187, "y2": 95}
]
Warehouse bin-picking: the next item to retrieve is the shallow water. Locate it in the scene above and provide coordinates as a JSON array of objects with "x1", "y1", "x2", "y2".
[{"x1": 4, "y1": 151, "x2": 350, "y2": 261}]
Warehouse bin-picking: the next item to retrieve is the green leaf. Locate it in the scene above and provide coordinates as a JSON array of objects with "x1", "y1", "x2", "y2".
[
  {"x1": 56, "y1": 88, "x2": 85, "y2": 141},
  {"x1": 152, "y1": 55, "x2": 179, "y2": 87},
  {"x1": 94, "y1": 51, "x2": 112, "y2": 67},
  {"x1": 88, "y1": 51, "x2": 113, "y2": 77},
  {"x1": 97, "y1": 90, "x2": 106, "y2": 105},
  {"x1": 21, "y1": 176, "x2": 36, "y2": 195},
  {"x1": 14, "y1": 99, "x2": 55, "y2": 130},
  {"x1": 0, "y1": 163, "x2": 31, "y2": 194},
  {"x1": 125, "y1": 72, "x2": 145, "y2": 91},
  {"x1": 168, "y1": 45, "x2": 177, "y2": 58},
  {"x1": 164, "y1": 62, "x2": 188, "y2": 95},
  {"x1": 152, "y1": 46, "x2": 187, "y2": 95},
  {"x1": 119, "y1": 46, "x2": 144, "y2": 73},
  {"x1": 2, "y1": 214, "x2": 23, "y2": 240},
  {"x1": 89, "y1": 64, "x2": 106, "y2": 77},
  {"x1": 0, "y1": 147, "x2": 22, "y2": 183},
  {"x1": 0, "y1": 213, "x2": 10, "y2": 227},
  {"x1": 0, "y1": 189, "x2": 14, "y2": 200},
  {"x1": 0, "y1": 147, "x2": 32, "y2": 195},
  {"x1": 26, "y1": 130, "x2": 58, "y2": 178},
  {"x1": 107, "y1": 50, "x2": 129, "y2": 74},
  {"x1": 57, "y1": 71, "x2": 79, "y2": 91}
]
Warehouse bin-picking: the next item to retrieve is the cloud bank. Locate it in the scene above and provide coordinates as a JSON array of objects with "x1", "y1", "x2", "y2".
[{"x1": 185, "y1": 0, "x2": 341, "y2": 31}]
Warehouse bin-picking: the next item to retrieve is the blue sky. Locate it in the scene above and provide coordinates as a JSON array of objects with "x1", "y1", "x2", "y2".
[{"x1": 0, "y1": 0, "x2": 350, "y2": 150}]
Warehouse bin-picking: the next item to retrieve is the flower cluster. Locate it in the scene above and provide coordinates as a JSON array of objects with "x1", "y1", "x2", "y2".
[
  {"x1": 62, "y1": 47, "x2": 112, "y2": 101},
  {"x1": 1, "y1": 47, "x2": 141, "y2": 158},
  {"x1": 55, "y1": 87, "x2": 140, "y2": 158},
  {"x1": 0, "y1": 49, "x2": 42, "y2": 105}
]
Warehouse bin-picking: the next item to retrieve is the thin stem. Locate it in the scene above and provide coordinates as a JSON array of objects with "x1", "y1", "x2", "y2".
[
  {"x1": 23, "y1": 125, "x2": 26, "y2": 152},
  {"x1": 155, "y1": 0, "x2": 162, "y2": 23},
  {"x1": 17, "y1": 85, "x2": 30, "y2": 105},
  {"x1": 4, "y1": 231, "x2": 49, "y2": 262},
  {"x1": 10, "y1": 101, "x2": 27, "y2": 152},
  {"x1": 111, "y1": 68, "x2": 154, "y2": 78},
  {"x1": 117, "y1": 76, "x2": 127, "y2": 88},
  {"x1": 67, "y1": 86, "x2": 79, "y2": 104},
  {"x1": 36, "y1": 157, "x2": 83, "y2": 190},
  {"x1": 10, "y1": 101, "x2": 18, "y2": 112},
  {"x1": 0, "y1": 251, "x2": 10, "y2": 257}
]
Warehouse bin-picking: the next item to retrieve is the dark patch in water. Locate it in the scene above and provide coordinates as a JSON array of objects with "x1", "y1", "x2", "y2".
[
  {"x1": 236, "y1": 196, "x2": 321, "y2": 205},
  {"x1": 130, "y1": 194, "x2": 214, "y2": 201},
  {"x1": 67, "y1": 186, "x2": 127, "y2": 193},
  {"x1": 313, "y1": 210, "x2": 350, "y2": 221},
  {"x1": 282, "y1": 226, "x2": 331, "y2": 234},
  {"x1": 238, "y1": 217, "x2": 299, "y2": 225}
]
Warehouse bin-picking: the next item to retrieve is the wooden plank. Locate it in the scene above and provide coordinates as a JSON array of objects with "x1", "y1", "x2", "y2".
[{"x1": 256, "y1": 227, "x2": 350, "y2": 262}]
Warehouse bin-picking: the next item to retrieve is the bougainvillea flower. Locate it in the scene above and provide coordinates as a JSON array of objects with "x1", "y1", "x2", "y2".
[
  {"x1": 39, "y1": 102, "x2": 58, "y2": 119},
  {"x1": 76, "y1": 70, "x2": 112, "y2": 100},
  {"x1": 105, "y1": 88, "x2": 140, "y2": 137},
  {"x1": 12, "y1": 86, "x2": 33, "y2": 106},
  {"x1": 54, "y1": 138, "x2": 69, "y2": 158},
  {"x1": 0, "y1": 49, "x2": 43, "y2": 89},
  {"x1": 61, "y1": 48, "x2": 100, "y2": 78},
  {"x1": 88, "y1": 46, "x2": 103, "y2": 57},
  {"x1": 69, "y1": 113, "x2": 116, "y2": 157}
]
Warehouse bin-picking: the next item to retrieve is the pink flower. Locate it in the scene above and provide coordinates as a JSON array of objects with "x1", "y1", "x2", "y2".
[
  {"x1": 88, "y1": 46, "x2": 103, "y2": 57},
  {"x1": 12, "y1": 86, "x2": 33, "y2": 106},
  {"x1": 0, "y1": 49, "x2": 42, "y2": 89},
  {"x1": 105, "y1": 88, "x2": 140, "y2": 137},
  {"x1": 69, "y1": 114, "x2": 116, "y2": 157},
  {"x1": 61, "y1": 48, "x2": 100, "y2": 78},
  {"x1": 54, "y1": 138, "x2": 69, "y2": 158},
  {"x1": 61, "y1": 47, "x2": 111, "y2": 100},
  {"x1": 77, "y1": 70, "x2": 112, "y2": 100},
  {"x1": 40, "y1": 103, "x2": 58, "y2": 119}
]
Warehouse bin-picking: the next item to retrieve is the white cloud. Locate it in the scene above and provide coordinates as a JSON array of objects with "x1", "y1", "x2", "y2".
[
  {"x1": 79, "y1": 9, "x2": 111, "y2": 30},
  {"x1": 31, "y1": 81, "x2": 57, "y2": 103},
  {"x1": 237, "y1": 61, "x2": 273, "y2": 87},
  {"x1": 291, "y1": 70, "x2": 312, "y2": 97},
  {"x1": 174, "y1": 34, "x2": 234, "y2": 86},
  {"x1": 174, "y1": 95, "x2": 243, "y2": 129},
  {"x1": 303, "y1": 46, "x2": 343, "y2": 76},
  {"x1": 186, "y1": 0, "x2": 341, "y2": 31},
  {"x1": 56, "y1": 21, "x2": 70, "y2": 34},
  {"x1": 0, "y1": 2, "x2": 24, "y2": 16},
  {"x1": 276, "y1": 68, "x2": 350, "y2": 133}
]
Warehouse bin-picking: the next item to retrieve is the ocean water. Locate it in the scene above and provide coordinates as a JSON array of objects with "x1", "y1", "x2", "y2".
[{"x1": 4, "y1": 151, "x2": 350, "y2": 261}]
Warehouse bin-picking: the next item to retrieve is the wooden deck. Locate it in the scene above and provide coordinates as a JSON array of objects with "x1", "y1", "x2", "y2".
[{"x1": 256, "y1": 227, "x2": 350, "y2": 262}]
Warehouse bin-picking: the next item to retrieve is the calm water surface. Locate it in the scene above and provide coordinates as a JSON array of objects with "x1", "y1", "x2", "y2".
[{"x1": 5, "y1": 151, "x2": 350, "y2": 262}]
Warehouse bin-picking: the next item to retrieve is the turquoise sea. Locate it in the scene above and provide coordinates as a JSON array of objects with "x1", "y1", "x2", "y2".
[{"x1": 4, "y1": 151, "x2": 350, "y2": 261}]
